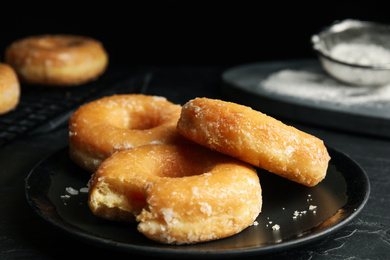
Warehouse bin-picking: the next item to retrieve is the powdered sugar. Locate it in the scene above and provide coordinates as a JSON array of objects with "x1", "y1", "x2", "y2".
[
  {"x1": 160, "y1": 208, "x2": 176, "y2": 225},
  {"x1": 271, "y1": 224, "x2": 280, "y2": 231},
  {"x1": 260, "y1": 68, "x2": 390, "y2": 109},
  {"x1": 65, "y1": 187, "x2": 79, "y2": 195},
  {"x1": 60, "y1": 186, "x2": 89, "y2": 205},
  {"x1": 199, "y1": 202, "x2": 213, "y2": 216},
  {"x1": 330, "y1": 43, "x2": 390, "y2": 66}
]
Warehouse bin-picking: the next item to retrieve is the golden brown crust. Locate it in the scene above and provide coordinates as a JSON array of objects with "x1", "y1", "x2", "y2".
[
  {"x1": 177, "y1": 97, "x2": 331, "y2": 187},
  {"x1": 5, "y1": 34, "x2": 108, "y2": 86},
  {"x1": 0, "y1": 63, "x2": 20, "y2": 114},
  {"x1": 69, "y1": 94, "x2": 187, "y2": 172},
  {"x1": 88, "y1": 144, "x2": 262, "y2": 245}
]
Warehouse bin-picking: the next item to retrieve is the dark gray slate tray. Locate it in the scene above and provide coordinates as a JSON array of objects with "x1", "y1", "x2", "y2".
[{"x1": 221, "y1": 59, "x2": 390, "y2": 139}]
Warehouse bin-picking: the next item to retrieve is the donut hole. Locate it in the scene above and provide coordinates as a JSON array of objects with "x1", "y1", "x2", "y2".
[
  {"x1": 66, "y1": 39, "x2": 86, "y2": 47},
  {"x1": 30, "y1": 37, "x2": 85, "y2": 50},
  {"x1": 155, "y1": 158, "x2": 210, "y2": 179},
  {"x1": 149, "y1": 145, "x2": 227, "y2": 179},
  {"x1": 102, "y1": 108, "x2": 165, "y2": 131},
  {"x1": 126, "y1": 110, "x2": 174, "y2": 130},
  {"x1": 30, "y1": 38, "x2": 62, "y2": 49},
  {"x1": 127, "y1": 117, "x2": 162, "y2": 130}
]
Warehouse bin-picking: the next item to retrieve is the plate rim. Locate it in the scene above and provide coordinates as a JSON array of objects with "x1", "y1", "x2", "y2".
[{"x1": 24, "y1": 145, "x2": 370, "y2": 258}]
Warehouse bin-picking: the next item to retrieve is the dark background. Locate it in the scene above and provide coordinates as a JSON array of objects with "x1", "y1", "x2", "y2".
[
  {"x1": 2, "y1": 2, "x2": 390, "y2": 68},
  {"x1": 1, "y1": 3, "x2": 390, "y2": 259}
]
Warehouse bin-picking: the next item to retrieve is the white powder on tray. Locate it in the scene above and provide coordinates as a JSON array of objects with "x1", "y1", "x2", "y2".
[{"x1": 259, "y1": 68, "x2": 390, "y2": 109}]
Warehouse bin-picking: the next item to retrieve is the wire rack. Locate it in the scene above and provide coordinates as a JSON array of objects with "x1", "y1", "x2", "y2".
[{"x1": 0, "y1": 67, "x2": 139, "y2": 147}]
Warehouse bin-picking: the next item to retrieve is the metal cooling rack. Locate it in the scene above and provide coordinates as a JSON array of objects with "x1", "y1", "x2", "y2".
[{"x1": 0, "y1": 67, "x2": 144, "y2": 147}]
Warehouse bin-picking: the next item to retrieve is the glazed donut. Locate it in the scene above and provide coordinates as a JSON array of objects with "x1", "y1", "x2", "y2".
[
  {"x1": 5, "y1": 34, "x2": 108, "y2": 86},
  {"x1": 88, "y1": 143, "x2": 262, "y2": 245},
  {"x1": 69, "y1": 94, "x2": 187, "y2": 172},
  {"x1": 0, "y1": 63, "x2": 20, "y2": 114},
  {"x1": 177, "y1": 97, "x2": 331, "y2": 187}
]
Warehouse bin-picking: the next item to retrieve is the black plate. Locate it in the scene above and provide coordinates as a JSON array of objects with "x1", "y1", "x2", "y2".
[{"x1": 25, "y1": 146, "x2": 369, "y2": 258}]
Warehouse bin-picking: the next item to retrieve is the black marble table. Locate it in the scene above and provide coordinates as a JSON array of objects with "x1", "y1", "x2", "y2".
[{"x1": 1, "y1": 65, "x2": 389, "y2": 259}]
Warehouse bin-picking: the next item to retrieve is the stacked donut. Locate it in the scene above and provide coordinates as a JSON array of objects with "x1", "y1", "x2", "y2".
[
  {"x1": 177, "y1": 98, "x2": 331, "y2": 187},
  {"x1": 1, "y1": 34, "x2": 108, "y2": 115},
  {"x1": 69, "y1": 94, "x2": 330, "y2": 245}
]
